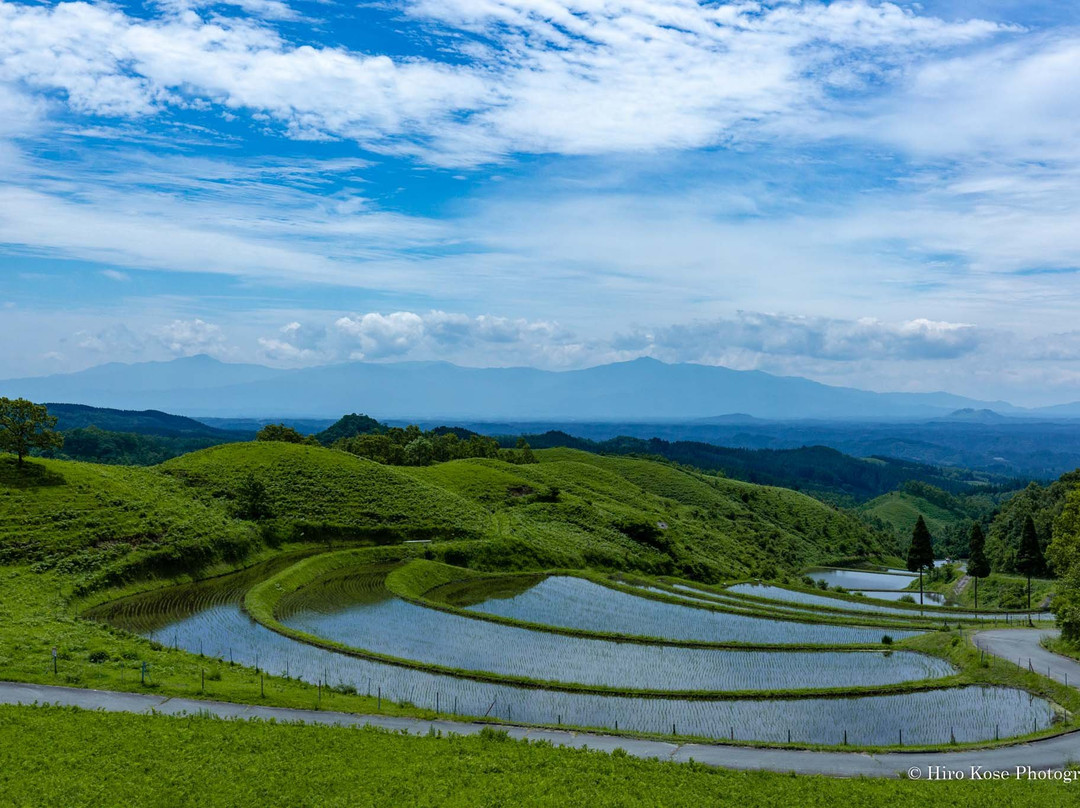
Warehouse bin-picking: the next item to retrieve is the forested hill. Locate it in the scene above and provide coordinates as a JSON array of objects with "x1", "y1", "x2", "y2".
[
  {"x1": 506, "y1": 431, "x2": 994, "y2": 504},
  {"x1": 46, "y1": 403, "x2": 244, "y2": 439}
]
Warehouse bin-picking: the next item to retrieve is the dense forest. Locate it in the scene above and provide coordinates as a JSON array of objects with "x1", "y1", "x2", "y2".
[{"x1": 502, "y1": 431, "x2": 1013, "y2": 504}]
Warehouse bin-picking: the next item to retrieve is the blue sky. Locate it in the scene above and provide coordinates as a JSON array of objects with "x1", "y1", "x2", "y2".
[{"x1": 0, "y1": 0, "x2": 1079, "y2": 405}]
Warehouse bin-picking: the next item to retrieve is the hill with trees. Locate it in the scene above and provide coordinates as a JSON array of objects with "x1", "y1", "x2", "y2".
[
  {"x1": 507, "y1": 430, "x2": 1002, "y2": 504},
  {"x1": 0, "y1": 436, "x2": 896, "y2": 595},
  {"x1": 859, "y1": 481, "x2": 1008, "y2": 558},
  {"x1": 986, "y1": 472, "x2": 1080, "y2": 573}
]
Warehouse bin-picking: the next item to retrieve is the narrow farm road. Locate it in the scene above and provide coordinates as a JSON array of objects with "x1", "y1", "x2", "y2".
[
  {"x1": 974, "y1": 629, "x2": 1080, "y2": 688},
  {"x1": 4, "y1": 678, "x2": 1080, "y2": 778}
]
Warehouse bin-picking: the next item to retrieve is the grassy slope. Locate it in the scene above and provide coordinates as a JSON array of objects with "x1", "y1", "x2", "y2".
[
  {"x1": 0, "y1": 456, "x2": 256, "y2": 591},
  {"x1": 406, "y1": 449, "x2": 888, "y2": 580},
  {"x1": 161, "y1": 442, "x2": 490, "y2": 541},
  {"x1": 2, "y1": 441, "x2": 893, "y2": 596},
  {"x1": 925, "y1": 572, "x2": 1057, "y2": 611},
  {"x1": 3, "y1": 707, "x2": 1074, "y2": 808},
  {"x1": 860, "y1": 491, "x2": 964, "y2": 542}
]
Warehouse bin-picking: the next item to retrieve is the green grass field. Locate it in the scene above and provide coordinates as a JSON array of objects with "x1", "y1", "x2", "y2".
[{"x1": 0, "y1": 706, "x2": 1074, "y2": 808}]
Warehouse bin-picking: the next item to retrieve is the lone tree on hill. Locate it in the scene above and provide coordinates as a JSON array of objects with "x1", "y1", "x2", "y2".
[
  {"x1": 967, "y1": 522, "x2": 990, "y2": 611},
  {"x1": 516, "y1": 437, "x2": 537, "y2": 464},
  {"x1": 907, "y1": 515, "x2": 936, "y2": 605},
  {"x1": 235, "y1": 474, "x2": 272, "y2": 521},
  {"x1": 0, "y1": 398, "x2": 63, "y2": 467},
  {"x1": 1016, "y1": 515, "x2": 1047, "y2": 616}
]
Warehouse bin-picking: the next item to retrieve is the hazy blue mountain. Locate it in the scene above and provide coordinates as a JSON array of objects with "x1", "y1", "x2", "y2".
[
  {"x1": 2, "y1": 354, "x2": 288, "y2": 401},
  {"x1": 0, "y1": 355, "x2": 1032, "y2": 420},
  {"x1": 1030, "y1": 401, "x2": 1080, "y2": 418},
  {"x1": 45, "y1": 403, "x2": 241, "y2": 438},
  {"x1": 935, "y1": 408, "x2": 1013, "y2": 423}
]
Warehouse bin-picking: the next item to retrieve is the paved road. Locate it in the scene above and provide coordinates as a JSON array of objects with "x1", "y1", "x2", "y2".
[
  {"x1": 974, "y1": 629, "x2": 1080, "y2": 688},
  {"x1": 4, "y1": 669, "x2": 1080, "y2": 778}
]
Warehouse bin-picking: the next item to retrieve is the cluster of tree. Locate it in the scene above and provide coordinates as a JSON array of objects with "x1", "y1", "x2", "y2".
[
  {"x1": 985, "y1": 473, "x2": 1080, "y2": 573},
  {"x1": 255, "y1": 423, "x2": 320, "y2": 445},
  {"x1": 335, "y1": 426, "x2": 536, "y2": 467},
  {"x1": 1047, "y1": 488, "x2": 1080, "y2": 642},
  {"x1": 49, "y1": 427, "x2": 221, "y2": 465},
  {"x1": 314, "y1": 413, "x2": 382, "y2": 445},
  {"x1": 908, "y1": 513, "x2": 1046, "y2": 612}
]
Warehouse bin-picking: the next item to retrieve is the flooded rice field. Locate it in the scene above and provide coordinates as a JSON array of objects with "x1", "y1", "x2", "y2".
[{"x1": 85, "y1": 560, "x2": 1056, "y2": 745}]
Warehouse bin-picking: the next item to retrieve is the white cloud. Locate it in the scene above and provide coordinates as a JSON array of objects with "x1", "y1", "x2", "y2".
[
  {"x1": 333, "y1": 312, "x2": 428, "y2": 359},
  {"x1": 153, "y1": 318, "x2": 227, "y2": 356},
  {"x1": 0, "y1": 1, "x2": 1010, "y2": 163},
  {"x1": 614, "y1": 312, "x2": 983, "y2": 364},
  {"x1": 73, "y1": 323, "x2": 143, "y2": 355}
]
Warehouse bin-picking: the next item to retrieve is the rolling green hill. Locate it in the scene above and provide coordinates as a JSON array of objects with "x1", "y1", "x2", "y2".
[
  {"x1": 405, "y1": 448, "x2": 892, "y2": 579},
  {"x1": 1, "y1": 440, "x2": 894, "y2": 594},
  {"x1": 0, "y1": 456, "x2": 256, "y2": 591},
  {"x1": 160, "y1": 442, "x2": 490, "y2": 543},
  {"x1": 859, "y1": 481, "x2": 1005, "y2": 558},
  {"x1": 510, "y1": 431, "x2": 1003, "y2": 503}
]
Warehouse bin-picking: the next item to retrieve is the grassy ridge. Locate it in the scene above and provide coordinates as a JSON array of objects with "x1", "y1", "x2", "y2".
[
  {"x1": 2, "y1": 441, "x2": 897, "y2": 598},
  {"x1": 405, "y1": 449, "x2": 890, "y2": 580},
  {"x1": 861, "y1": 489, "x2": 969, "y2": 541},
  {"x1": 0, "y1": 456, "x2": 256, "y2": 592},
  {"x1": 4, "y1": 706, "x2": 1077, "y2": 807},
  {"x1": 162, "y1": 442, "x2": 490, "y2": 542}
]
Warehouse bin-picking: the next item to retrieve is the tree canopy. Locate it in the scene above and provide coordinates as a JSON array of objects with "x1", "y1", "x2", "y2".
[
  {"x1": 0, "y1": 398, "x2": 63, "y2": 466},
  {"x1": 1016, "y1": 515, "x2": 1047, "y2": 578},
  {"x1": 255, "y1": 424, "x2": 317, "y2": 445},
  {"x1": 967, "y1": 522, "x2": 990, "y2": 579}
]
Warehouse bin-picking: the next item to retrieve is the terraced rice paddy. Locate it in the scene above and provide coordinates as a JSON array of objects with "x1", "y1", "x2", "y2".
[
  {"x1": 724, "y1": 584, "x2": 1044, "y2": 622},
  {"x1": 853, "y1": 589, "x2": 945, "y2": 604},
  {"x1": 808, "y1": 568, "x2": 918, "y2": 590},
  {"x1": 458, "y1": 576, "x2": 922, "y2": 644},
  {"x1": 278, "y1": 574, "x2": 952, "y2": 691},
  {"x1": 86, "y1": 562, "x2": 1056, "y2": 745}
]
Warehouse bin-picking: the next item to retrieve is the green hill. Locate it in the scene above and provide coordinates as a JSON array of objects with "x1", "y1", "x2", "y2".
[
  {"x1": 1, "y1": 440, "x2": 894, "y2": 594},
  {"x1": 45, "y1": 403, "x2": 242, "y2": 439},
  {"x1": 859, "y1": 481, "x2": 1004, "y2": 557},
  {"x1": 0, "y1": 455, "x2": 256, "y2": 591},
  {"x1": 404, "y1": 448, "x2": 891, "y2": 578},
  {"x1": 160, "y1": 442, "x2": 490, "y2": 543}
]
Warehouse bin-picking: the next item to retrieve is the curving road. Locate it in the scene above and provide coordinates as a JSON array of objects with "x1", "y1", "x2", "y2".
[
  {"x1": 2, "y1": 629, "x2": 1078, "y2": 779},
  {"x1": 974, "y1": 629, "x2": 1080, "y2": 688}
]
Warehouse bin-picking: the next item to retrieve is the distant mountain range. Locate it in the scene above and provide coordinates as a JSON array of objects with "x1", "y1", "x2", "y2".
[{"x1": 1, "y1": 354, "x2": 1077, "y2": 421}]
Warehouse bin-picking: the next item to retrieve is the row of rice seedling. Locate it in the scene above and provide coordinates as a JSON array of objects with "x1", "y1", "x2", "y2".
[
  {"x1": 89, "y1": 566, "x2": 1053, "y2": 746},
  {"x1": 462, "y1": 576, "x2": 923, "y2": 644},
  {"x1": 278, "y1": 574, "x2": 954, "y2": 692},
  {"x1": 625, "y1": 582, "x2": 937, "y2": 630},
  {"x1": 724, "y1": 584, "x2": 1054, "y2": 622}
]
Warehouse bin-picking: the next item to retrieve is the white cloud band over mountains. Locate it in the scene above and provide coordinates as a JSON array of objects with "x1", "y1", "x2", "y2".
[{"x1": 1, "y1": 1, "x2": 1079, "y2": 404}]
